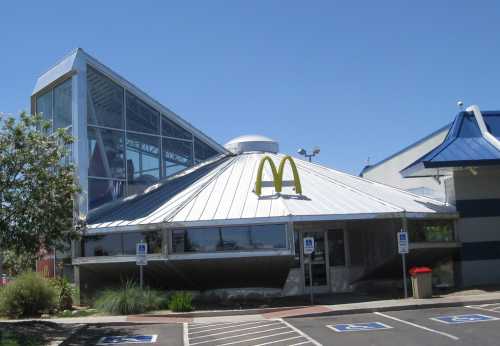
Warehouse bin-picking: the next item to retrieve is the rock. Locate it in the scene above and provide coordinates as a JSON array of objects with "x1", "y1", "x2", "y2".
[{"x1": 41, "y1": 313, "x2": 51, "y2": 318}]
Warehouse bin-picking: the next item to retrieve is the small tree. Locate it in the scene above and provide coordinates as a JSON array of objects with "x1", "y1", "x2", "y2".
[{"x1": 0, "y1": 112, "x2": 82, "y2": 258}]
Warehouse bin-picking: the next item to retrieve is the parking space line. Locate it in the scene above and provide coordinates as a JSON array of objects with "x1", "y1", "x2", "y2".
[
  {"x1": 279, "y1": 318, "x2": 322, "y2": 346},
  {"x1": 189, "y1": 326, "x2": 289, "y2": 345},
  {"x1": 466, "y1": 303, "x2": 500, "y2": 313},
  {"x1": 374, "y1": 312, "x2": 459, "y2": 340},
  {"x1": 189, "y1": 322, "x2": 243, "y2": 330},
  {"x1": 189, "y1": 322, "x2": 281, "y2": 340},
  {"x1": 184, "y1": 322, "x2": 190, "y2": 346},
  {"x1": 189, "y1": 320, "x2": 269, "y2": 334},
  {"x1": 253, "y1": 336, "x2": 302, "y2": 346},
  {"x1": 213, "y1": 331, "x2": 295, "y2": 346},
  {"x1": 288, "y1": 342, "x2": 313, "y2": 346}
]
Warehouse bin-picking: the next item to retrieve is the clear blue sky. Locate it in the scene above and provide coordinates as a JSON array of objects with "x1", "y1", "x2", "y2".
[{"x1": 1, "y1": 1, "x2": 500, "y2": 174}]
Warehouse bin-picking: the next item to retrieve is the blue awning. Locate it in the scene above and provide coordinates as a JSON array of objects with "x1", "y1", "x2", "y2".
[{"x1": 401, "y1": 110, "x2": 500, "y2": 177}]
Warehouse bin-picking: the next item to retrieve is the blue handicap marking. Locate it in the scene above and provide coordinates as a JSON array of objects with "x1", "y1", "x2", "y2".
[
  {"x1": 97, "y1": 335, "x2": 158, "y2": 345},
  {"x1": 431, "y1": 314, "x2": 499, "y2": 324},
  {"x1": 328, "y1": 322, "x2": 393, "y2": 332}
]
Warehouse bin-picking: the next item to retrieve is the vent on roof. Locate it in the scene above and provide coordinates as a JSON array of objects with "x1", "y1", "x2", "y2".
[{"x1": 224, "y1": 135, "x2": 279, "y2": 154}]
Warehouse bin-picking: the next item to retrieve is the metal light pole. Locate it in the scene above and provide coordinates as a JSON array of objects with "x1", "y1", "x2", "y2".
[{"x1": 297, "y1": 147, "x2": 320, "y2": 162}]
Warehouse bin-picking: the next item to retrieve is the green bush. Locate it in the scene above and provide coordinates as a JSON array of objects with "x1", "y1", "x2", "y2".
[
  {"x1": 50, "y1": 277, "x2": 74, "y2": 310},
  {"x1": 169, "y1": 292, "x2": 193, "y2": 312},
  {"x1": 94, "y1": 282, "x2": 167, "y2": 315},
  {"x1": 0, "y1": 272, "x2": 57, "y2": 318}
]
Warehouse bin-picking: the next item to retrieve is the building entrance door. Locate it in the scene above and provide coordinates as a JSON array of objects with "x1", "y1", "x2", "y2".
[{"x1": 301, "y1": 231, "x2": 330, "y2": 293}]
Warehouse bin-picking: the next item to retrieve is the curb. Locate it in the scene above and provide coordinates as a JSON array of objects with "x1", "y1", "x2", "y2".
[
  {"x1": 138, "y1": 305, "x2": 309, "y2": 318},
  {"x1": 285, "y1": 298, "x2": 500, "y2": 319}
]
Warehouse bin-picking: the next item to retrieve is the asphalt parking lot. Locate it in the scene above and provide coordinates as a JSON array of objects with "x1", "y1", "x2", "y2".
[
  {"x1": 63, "y1": 303, "x2": 500, "y2": 345},
  {"x1": 286, "y1": 304, "x2": 500, "y2": 346}
]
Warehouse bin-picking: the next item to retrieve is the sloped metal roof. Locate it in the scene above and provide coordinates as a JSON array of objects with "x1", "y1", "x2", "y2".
[
  {"x1": 87, "y1": 152, "x2": 456, "y2": 233},
  {"x1": 401, "y1": 110, "x2": 500, "y2": 177}
]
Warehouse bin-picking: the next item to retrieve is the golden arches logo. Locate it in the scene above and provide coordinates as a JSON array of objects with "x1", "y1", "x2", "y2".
[{"x1": 255, "y1": 155, "x2": 302, "y2": 196}]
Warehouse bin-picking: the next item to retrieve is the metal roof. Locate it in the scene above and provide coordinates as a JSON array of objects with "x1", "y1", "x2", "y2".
[
  {"x1": 87, "y1": 152, "x2": 456, "y2": 233},
  {"x1": 401, "y1": 109, "x2": 500, "y2": 177}
]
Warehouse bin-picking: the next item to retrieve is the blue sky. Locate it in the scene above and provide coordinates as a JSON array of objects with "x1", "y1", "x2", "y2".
[{"x1": 1, "y1": 1, "x2": 500, "y2": 174}]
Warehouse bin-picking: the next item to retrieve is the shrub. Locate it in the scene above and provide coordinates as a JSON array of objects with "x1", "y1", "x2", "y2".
[
  {"x1": 0, "y1": 272, "x2": 57, "y2": 318},
  {"x1": 51, "y1": 277, "x2": 74, "y2": 310},
  {"x1": 169, "y1": 292, "x2": 193, "y2": 312},
  {"x1": 94, "y1": 281, "x2": 167, "y2": 315}
]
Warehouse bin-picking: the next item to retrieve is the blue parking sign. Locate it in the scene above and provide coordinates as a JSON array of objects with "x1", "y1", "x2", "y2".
[
  {"x1": 328, "y1": 322, "x2": 392, "y2": 332},
  {"x1": 431, "y1": 314, "x2": 499, "y2": 324},
  {"x1": 97, "y1": 335, "x2": 158, "y2": 344}
]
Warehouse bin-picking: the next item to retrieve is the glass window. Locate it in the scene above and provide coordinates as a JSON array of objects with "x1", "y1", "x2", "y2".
[
  {"x1": 172, "y1": 230, "x2": 187, "y2": 253},
  {"x1": 162, "y1": 138, "x2": 193, "y2": 177},
  {"x1": 36, "y1": 90, "x2": 53, "y2": 124},
  {"x1": 122, "y1": 231, "x2": 162, "y2": 254},
  {"x1": 126, "y1": 91, "x2": 160, "y2": 134},
  {"x1": 87, "y1": 66, "x2": 124, "y2": 129},
  {"x1": 82, "y1": 234, "x2": 122, "y2": 256},
  {"x1": 328, "y1": 229, "x2": 346, "y2": 266},
  {"x1": 53, "y1": 79, "x2": 72, "y2": 130},
  {"x1": 251, "y1": 224, "x2": 287, "y2": 249},
  {"x1": 126, "y1": 133, "x2": 160, "y2": 195},
  {"x1": 89, "y1": 178, "x2": 125, "y2": 210},
  {"x1": 220, "y1": 226, "x2": 253, "y2": 250},
  {"x1": 194, "y1": 137, "x2": 218, "y2": 162},
  {"x1": 184, "y1": 228, "x2": 221, "y2": 252},
  {"x1": 408, "y1": 220, "x2": 455, "y2": 242},
  {"x1": 162, "y1": 115, "x2": 192, "y2": 139},
  {"x1": 88, "y1": 127, "x2": 126, "y2": 179}
]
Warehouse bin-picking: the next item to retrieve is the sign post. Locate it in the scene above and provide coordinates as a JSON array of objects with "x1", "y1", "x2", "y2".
[
  {"x1": 397, "y1": 230, "x2": 409, "y2": 298},
  {"x1": 303, "y1": 237, "x2": 315, "y2": 305},
  {"x1": 136, "y1": 242, "x2": 148, "y2": 289}
]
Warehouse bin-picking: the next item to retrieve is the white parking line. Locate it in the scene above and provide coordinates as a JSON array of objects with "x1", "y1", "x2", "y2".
[
  {"x1": 213, "y1": 331, "x2": 295, "y2": 346},
  {"x1": 189, "y1": 322, "x2": 281, "y2": 340},
  {"x1": 467, "y1": 303, "x2": 500, "y2": 313},
  {"x1": 189, "y1": 320, "x2": 269, "y2": 335},
  {"x1": 183, "y1": 322, "x2": 190, "y2": 346},
  {"x1": 189, "y1": 326, "x2": 289, "y2": 345},
  {"x1": 279, "y1": 319, "x2": 322, "y2": 346},
  {"x1": 289, "y1": 342, "x2": 313, "y2": 346},
  {"x1": 374, "y1": 312, "x2": 459, "y2": 341},
  {"x1": 188, "y1": 321, "x2": 243, "y2": 330}
]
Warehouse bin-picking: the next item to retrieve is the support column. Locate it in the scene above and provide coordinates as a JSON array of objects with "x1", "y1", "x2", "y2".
[{"x1": 73, "y1": 265, "x2": 81, "y2": 305}]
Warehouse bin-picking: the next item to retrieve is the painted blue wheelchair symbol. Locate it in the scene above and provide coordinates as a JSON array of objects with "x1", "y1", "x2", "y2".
[
  {"x1": 431, "y1": 314, "x2": 499, "y2": 324},
  {"x1": 97, "y1": 335, "x2": 157, "y2": 344},
  {"x1": 328, "y1": 322, "x2": 392, "y2": 332}
]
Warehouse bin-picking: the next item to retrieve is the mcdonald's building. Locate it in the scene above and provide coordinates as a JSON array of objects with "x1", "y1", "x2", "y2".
[{"x1": 33, "y1": 49, "x2": 459, "y2": 297}]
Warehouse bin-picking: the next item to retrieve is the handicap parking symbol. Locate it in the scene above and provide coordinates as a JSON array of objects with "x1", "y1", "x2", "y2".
[
  {"x1": 327, "y1": 322, "x2": 393, "y2": 332},
  {"x1": 431, "y1": 314, "x2": 499, "y2": 325},
  {"x1": 97, "y1": 335, "x2": 158, "y2": 345}
]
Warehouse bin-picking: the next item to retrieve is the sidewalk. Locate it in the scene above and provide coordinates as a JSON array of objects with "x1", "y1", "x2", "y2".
[{"x1": 4, "y1": 289, "x2": 500, "y2": 325}]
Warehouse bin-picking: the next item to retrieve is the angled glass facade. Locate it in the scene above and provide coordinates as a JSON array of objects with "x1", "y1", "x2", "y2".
[
  {"x1": 33, "y1": 53, "x2": 222, "y2": 213},
  {"x1": 84, "y1": 65, "x2": 221, "y2": 209}
]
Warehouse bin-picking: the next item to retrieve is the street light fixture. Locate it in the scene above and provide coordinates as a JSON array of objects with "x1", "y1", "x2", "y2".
[{"x1": 297, "y1": 146, "x2": 320, "y2": 162}]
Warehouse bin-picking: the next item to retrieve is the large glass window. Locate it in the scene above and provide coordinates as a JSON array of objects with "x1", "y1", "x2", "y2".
[
  {"x1": 82, "y1": 234, "x2": 123, "y2": 256},
  {"x1": 81, "y1": 231, "x2": 162, "y2": 256},
  {"x1": 251, "y1": 224, "x2": 287, "y2": 249},
  {"x1": 162, "y1": 115, "x2": 192, "y2": 139},
  {"x1": 53, "y1": 79, "x2": 72, "y2": 130},
  {"x1": 88, "y1": 178, "x2": 125, "y2": 210},
  {"x1": 87, "y1": 66, "x2": 124, "y2": 129},
  {"x1": 171, "y1": 224, "x2": 287, "y2": 253},
  {"x1": 162, "y1": 138, "x2": 193, "y2": 176},
  {"x1": 126, "y1": 133, "x2": 160, "y2": 194},
  {"x1": 194, "y1": 137, "x2": 218, "y2": 163},
  {"x1": 220, "y1": 226, "x2": 253, "y2": 250},
  {"x1": 122, "y1": 231, "x2": 162, "y2": 254},
  {"x1": 408, "y1": 220, "x2": 455, "y2": 242},
  {"x1": 126, "y1": 91, "x2": 160, "y2": 134},
  {"x1": 36, "y1": 89, "x2": 53, "y2": 123},
  {"x1": 88, "y1": 127, "x2": 126, "y2": 179}
]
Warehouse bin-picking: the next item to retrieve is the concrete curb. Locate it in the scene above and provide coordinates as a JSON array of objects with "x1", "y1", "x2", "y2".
[{"x1": 139, "y1": 306, "x2": 309, "y2": 318}]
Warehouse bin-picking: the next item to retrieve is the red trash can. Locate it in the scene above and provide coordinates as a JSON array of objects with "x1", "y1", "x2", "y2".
[{"x1": 409, "y1": 267, "x2": 432, "y2": 298}]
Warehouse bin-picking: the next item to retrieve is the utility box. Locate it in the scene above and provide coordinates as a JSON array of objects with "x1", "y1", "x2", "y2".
[{"x1": 409, "y1": 267, "x2": 432, "y2": 299}]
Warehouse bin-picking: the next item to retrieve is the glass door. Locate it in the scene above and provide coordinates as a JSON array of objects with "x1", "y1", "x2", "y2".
[{"x1": 302, "y1": 231, "x2": 329, "y2": 293}]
